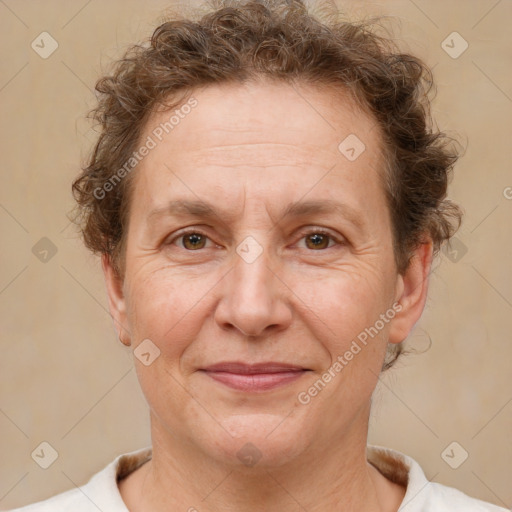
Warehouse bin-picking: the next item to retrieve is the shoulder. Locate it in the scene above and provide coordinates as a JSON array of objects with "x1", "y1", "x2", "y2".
[
  {"x1": 8, "y1": 447, "x2": 152, "y2": 512},
  {"x1": 367, "y1": 444, "x2": 508, "y2": 512},
  {"x1": 8, "y1": 487, "x2": 91, "y2": 512},
  {"x1": 424, "y1": 481, "x2": 508, "y2": 511}
]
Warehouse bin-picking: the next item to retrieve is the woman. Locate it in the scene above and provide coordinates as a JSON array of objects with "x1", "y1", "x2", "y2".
[{"x1": 12, "y1": 0, "x2": 507, "y2": 510}]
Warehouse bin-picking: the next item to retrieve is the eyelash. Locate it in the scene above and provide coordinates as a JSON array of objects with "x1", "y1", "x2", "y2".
[{"x1": 167, "y1": 228, "x2": 345, "y2": 251}]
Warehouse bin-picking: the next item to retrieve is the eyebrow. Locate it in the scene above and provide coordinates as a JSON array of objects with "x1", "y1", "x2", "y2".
[{"x1": 147, "y1": 198, "x2": 365, "y2": 230}]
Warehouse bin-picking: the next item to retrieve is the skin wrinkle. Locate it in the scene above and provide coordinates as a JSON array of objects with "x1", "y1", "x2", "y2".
[
  {"x1": 103, "y1": 80, "x2": 431, "y2": 512},
  {"x1": 144, "y1": 197, "x2": 369, "y2": 241}
]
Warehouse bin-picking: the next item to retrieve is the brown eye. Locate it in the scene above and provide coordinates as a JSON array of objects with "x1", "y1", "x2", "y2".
[
  {"x1": 181, "y1": 232, "x2": 208, "y2": 250},
  {"x1": 304, "y1": 232, "x2": 332, "y2": 250},
  {"x1": 167, "y1": 231, "x2": 211, "y2": 250}
]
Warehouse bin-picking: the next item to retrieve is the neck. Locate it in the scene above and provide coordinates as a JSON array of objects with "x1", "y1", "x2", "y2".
[{"x1": 121, "y1": 410, "x2": 404, "y2": 512}]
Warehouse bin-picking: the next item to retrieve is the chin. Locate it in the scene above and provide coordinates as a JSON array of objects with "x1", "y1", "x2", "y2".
[{"x1": 206, "y1": 412, "x2": 313, "y2": 469}]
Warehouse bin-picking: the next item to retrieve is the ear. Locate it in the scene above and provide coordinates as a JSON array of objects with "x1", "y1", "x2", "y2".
[
  {"x1": 101, "y1": 253, "x2": 131, "y2": 346},
  {"x1": 388, "y1": 240, "x2": 433, "y2": 344}
]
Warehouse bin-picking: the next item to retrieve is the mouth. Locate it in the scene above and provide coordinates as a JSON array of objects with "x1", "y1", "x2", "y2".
[{"x1": 199, "y1": 362, "x2": 310, "y2": 392}]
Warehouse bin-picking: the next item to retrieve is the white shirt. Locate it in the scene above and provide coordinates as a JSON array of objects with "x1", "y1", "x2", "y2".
[{"x1": 9, "y1": 445, "x2": 508, "y2": 511}]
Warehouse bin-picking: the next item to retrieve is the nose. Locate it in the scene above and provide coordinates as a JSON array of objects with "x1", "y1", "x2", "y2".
[{"x1": 214, "y1": 243, "x2": 292, "y2": 339}]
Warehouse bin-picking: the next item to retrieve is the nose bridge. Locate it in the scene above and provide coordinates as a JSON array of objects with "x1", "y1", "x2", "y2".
[
  {"x1": 215, "y1": 234, "x2": 291, "y2": 337},
  {"x1": 233, "y1": 238, "x2": 272, "y2": 302}
]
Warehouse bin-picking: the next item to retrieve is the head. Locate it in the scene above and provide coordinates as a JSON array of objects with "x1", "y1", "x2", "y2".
[{"x1": 72, "y1": 0, "x2": 462, "y2": 467}]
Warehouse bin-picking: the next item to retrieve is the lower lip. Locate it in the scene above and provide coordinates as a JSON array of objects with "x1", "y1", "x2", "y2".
[{"x1": 202, "y1": 370, "x2": 306, "y2": 392}]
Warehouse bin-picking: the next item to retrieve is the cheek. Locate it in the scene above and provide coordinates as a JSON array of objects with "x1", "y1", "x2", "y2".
[
  {"x1": 292, "y1": 266, "x2": 392, "y2": 351},
  {"x1": 125, "y1": 269, "x2": 205, "y2": 352}
]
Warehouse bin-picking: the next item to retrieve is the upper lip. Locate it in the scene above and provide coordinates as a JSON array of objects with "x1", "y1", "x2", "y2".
[{"x1": 201, "y1": 362, "x2": 307, "y2": 374}]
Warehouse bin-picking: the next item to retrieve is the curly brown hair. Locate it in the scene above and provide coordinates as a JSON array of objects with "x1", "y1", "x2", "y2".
[{"x1": 71, "y1": 0, "x2": 463, "y2": 368}]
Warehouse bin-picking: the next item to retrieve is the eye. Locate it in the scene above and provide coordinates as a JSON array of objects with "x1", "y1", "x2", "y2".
[
  {"x1": 296, "y1": 229, "x2": 344, "y2": 250},
  {"x1": 168, "y1": 230, "x2": 213, "y2": 250},
  {"x1": 166, "y1": 228, "x2": 345, "y2": 252}
]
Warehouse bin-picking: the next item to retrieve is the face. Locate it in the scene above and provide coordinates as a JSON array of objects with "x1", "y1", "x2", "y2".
[{"x1": 103, "y1": 80, "x2": 431, "y2": 468}]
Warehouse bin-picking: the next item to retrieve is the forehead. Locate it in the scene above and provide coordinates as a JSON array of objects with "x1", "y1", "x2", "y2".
[
  {"x1": 130, "y1": 80, "x2": 387, "y2": 225},
  {"x1": 145, "y1": 80, "x2": 379, "y2": 161}
]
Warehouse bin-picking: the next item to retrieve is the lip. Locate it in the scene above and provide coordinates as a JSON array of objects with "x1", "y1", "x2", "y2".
[{"x1": 200, "y1": 361, "x2": 309, "y2": 392}]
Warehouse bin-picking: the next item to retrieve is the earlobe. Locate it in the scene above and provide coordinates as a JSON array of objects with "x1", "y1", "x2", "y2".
[
  {"x1": 101, "y1": 253, "x2": 131, "y2": 346},
  {"x1": 388, "y1": 241, "x2": 433, "y2": 345}
]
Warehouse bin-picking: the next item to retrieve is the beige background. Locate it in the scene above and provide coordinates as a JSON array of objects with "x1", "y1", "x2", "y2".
[{"x1": 1, "y1": 0, "x2": 511, "y2": 509}]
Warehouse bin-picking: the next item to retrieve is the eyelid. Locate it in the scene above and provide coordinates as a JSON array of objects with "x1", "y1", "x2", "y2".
[
  {"x1": 293, "y1": 227, "x2": 346, "y2": 248},
  {"x1": 166, "y1": 226, "x2": 346, "y2": 250},
  {"x1": 166, "y1": 227, "x2": 215, "y2": 248}
]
